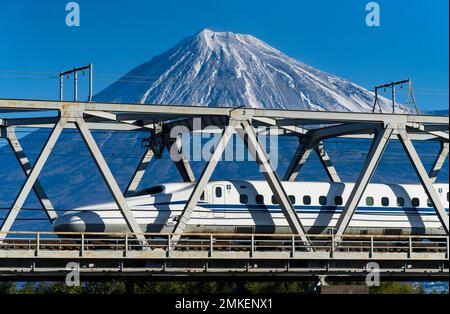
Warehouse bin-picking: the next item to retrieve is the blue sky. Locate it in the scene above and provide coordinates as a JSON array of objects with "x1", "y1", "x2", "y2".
[{"x1": 0, "y1": 0, "x2": 448, "y2": 110}]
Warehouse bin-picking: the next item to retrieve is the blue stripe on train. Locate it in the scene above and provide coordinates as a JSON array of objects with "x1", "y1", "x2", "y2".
[{"x1": 138, "y1": 201, "x2": 449, "y2": 215}]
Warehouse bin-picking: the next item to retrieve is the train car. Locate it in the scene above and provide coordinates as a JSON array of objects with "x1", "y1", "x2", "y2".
[{"x1": 52, "y1": 181, "x2": 449, "y2": 236}]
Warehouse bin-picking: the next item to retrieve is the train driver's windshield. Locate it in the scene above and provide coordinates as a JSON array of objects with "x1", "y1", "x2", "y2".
[{"x1": 132, "y1": 185, "x2": 164, "y2": 197}]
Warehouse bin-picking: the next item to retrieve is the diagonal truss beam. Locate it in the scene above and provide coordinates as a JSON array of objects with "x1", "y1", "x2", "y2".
[
  {"x1": 407, "y1": 123, "x2": 449, "y2": 141},
  {"x1": 255, "y1": 119, "x2": 342, "y2": 183},
  {"x1": 309, "y1": 122, "x2": 376, "y2": 143},
  {"x1": 126, "y1": 129, "x2": 196, "y2": 197},
  {"x1": 124, "y1": 132, "x2": 196, "y2": 196},
  {"x1": 429, "y1": 142, "x2": 449, "y2": 184},
  {"x1": 171, "y1": 119, "x2": 239, "y2": 242},
  {"x1": 283, "y1": 139, "x2": 340, "y2": 182},
  {"x1": 168, "y1": 135, "x2": 196, "y2": 183},
  {"x1": 397, "y1": 130, "x2": 449, "y2": 234},
  {"x1": 283, "y1": 139, "x2": 314, "y2": 181},
  {"x1": 75, "y1": 118, "x2": 147, "y2": 243},
  {"x1": 0, "y1": 118, "x2": 66, "y2": 242},
  {"x1": 253, "y1": 118, "x2": 341, "y2": 182},
  {"x1": 124, "y1": 147, "x2": 155, "y2": 196},
  {"x1": 251, "y1": 117, "x2": 308, "y2": 135},
  {"x1": 125, "y1": 129, "x2": 196, "y2": 197},
  {"x1": 5, "y1": 128, "x2": 57, "y2": 221},
  {"x1": 315, "y1": 141, "x2": 341, "y2": 183},
  {"x1": 335, "y1": 125, "x2": 394, "y2": 238},
  {"x1": 239, "y1": 120, "x2": 310, "y2": 245}
]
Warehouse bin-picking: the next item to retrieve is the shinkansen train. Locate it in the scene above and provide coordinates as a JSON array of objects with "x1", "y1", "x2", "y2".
[{"x1": 52, "y1": 181, "x2": 450, "y2": 236}]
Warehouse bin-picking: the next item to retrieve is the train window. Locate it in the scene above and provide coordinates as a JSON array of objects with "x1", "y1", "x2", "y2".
[
  {"x1": 427, "y1": 198, "x2": 432, "y2": 207},
  {"x1": 271, "y1": 195, "x2": 279, "y2": 204},
  {"x1": 255, "y1": 195, "x2": 264, "y2": 204},
  {"x1": 133, "y1": 185, "x2": 164, "y2": 196},
  {"x1": 200, "y1": 192, "x2": 205, "y2": 201},
  {"x1": 215, "y1": 187, "x2": 222, "y2": 198},
  {"x1": 147, "y1": 185, "x2": 164, "y2": 195},
  {"x1": 334, "y1": 196, "x2": 343, "y2": 206},
  {"x1": 319, "y1": 196, "x2": 327, "y2": 206},
  {"x1": 412, "y1": 198, "x2": 420, "y2": 207},
  {"x1": 381, "y1": 197, "x2": 389, "y2": 207},
  {"x1": 288, "y1": 195, "x2": 296, "y2": 204},
  {"x1": 240, "y1": 194, "x2": 248, "y2": 204},
  {"x1": 366, "y1": 197, "x2": 374, "y2": 206},
  {"x1": 303, "y1": 195, "x2": 311, "y2": 205},
  {"x1": 397, "y1": 197, "x2": 405, "y2": 207},
  {"x1": 447, "y1": 192, "x2": 449, "y2": 202}
]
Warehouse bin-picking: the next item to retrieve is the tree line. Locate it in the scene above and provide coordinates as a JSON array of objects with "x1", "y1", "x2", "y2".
[{"x1": 1, "y1": 281, "x2": 440, "y2": 294}]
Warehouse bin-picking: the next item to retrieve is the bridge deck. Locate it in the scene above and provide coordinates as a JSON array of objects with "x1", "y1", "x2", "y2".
[{"x1": 0, "y1": 232, "x2": 448, "y2": 281}]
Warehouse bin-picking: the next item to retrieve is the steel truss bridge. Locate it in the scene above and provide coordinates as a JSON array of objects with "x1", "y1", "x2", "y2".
[{"x1": 0, "y1": 98, "x2": 448, "y2": 281}]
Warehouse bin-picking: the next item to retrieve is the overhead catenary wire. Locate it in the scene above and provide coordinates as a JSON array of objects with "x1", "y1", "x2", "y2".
[{"x1": 1, "y1": 69, "x2": 449, "y2": 95}]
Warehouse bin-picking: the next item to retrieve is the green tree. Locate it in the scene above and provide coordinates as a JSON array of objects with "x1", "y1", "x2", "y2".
[
  {"x1": 370, "y1": 282, "x2": 424, "y2": 294},
  {"x1": 0, "y1": 282, "x2": 17, "y2": 294},
  {"x1": 244, "y1": 281, "x2": 308, "y2": 294}
]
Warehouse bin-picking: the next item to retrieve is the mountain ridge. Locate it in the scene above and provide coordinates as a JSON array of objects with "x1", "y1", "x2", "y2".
[{"x1": 94, "y1": 29, "x2": 401, "y2": 112}]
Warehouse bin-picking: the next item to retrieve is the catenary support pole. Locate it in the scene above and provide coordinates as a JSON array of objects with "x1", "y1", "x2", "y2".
[
  {"x1": 74, "y1": 71, "x2": 78, "y2": 101},
  {"x1": 89, "y1": 63, "x2": 93, "y2": 102},
  {"x1": 59, "y1": 72, "x2": 63, "y2": 101}
]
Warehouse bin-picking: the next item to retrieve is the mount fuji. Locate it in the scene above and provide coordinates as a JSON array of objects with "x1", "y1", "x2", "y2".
[{"x1": 94, "y1": 29, "x2": 399, "y2": 112}]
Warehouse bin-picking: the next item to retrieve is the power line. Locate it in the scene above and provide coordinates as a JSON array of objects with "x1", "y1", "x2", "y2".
[{"x1": 1, "y1": 71, "x2": 449, "y2": 98}]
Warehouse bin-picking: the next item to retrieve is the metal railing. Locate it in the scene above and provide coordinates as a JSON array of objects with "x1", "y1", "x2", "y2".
[{"x1": 0, "y1": 231, "x2": 448, "y2": 259}]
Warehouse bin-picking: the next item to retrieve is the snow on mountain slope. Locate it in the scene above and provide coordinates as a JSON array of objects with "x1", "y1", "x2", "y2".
[{"x1": 94, "y1": 29, "x2": 401, "y2": 112}]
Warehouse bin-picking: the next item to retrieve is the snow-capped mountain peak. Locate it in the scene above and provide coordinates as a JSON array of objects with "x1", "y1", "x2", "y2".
[{"x1": 94, "y1": 29, "x2": 399, "y2": 112}]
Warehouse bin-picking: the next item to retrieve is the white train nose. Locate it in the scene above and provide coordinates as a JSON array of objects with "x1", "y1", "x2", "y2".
[
  {"x1": 53, "y1": 210, "x2": 107, "y2": 233},
  {"x1": 53, "y1": 213, "x2": 87, "y2": 233}
]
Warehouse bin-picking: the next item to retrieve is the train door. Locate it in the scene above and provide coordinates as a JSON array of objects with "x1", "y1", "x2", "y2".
[
  {"x1": 212, "y1": 184, "x2": 226, "y2": 218},
  {"x1": 438, "y1": 186, "x2": 449, "y2": 206}
]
